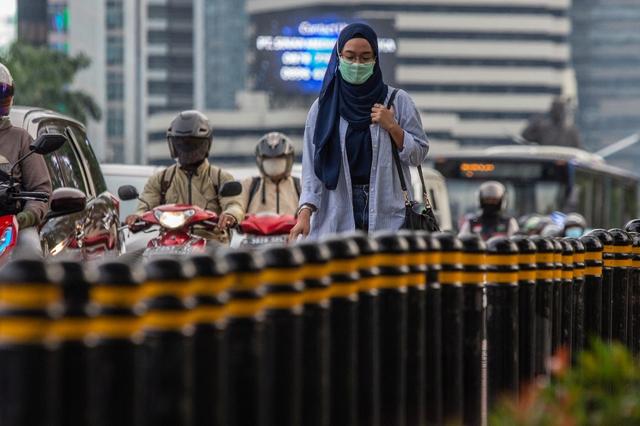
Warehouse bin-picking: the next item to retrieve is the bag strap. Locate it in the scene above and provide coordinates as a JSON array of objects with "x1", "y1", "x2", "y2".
[
  {"x1": 386, "y1": 88, "x2": 434, "y2": 210},
  {"x1": 248, "y1": 176, "x2": 261, "y2": 206},
  {"x1": 159, "y1": 166, "x2": 177, "y2": 205},
  {"x1": 293, "y1": 176, "x2": 302, "y2": 198}
]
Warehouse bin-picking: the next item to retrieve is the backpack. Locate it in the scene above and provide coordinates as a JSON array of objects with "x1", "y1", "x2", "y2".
[{"x1": 247, "y1": 176, "x2": 301, "y2": 207}]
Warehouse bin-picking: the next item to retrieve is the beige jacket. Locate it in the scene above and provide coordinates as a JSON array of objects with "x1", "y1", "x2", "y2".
[
  {"x1": 240, "y1": 176, "x2": 300, "y2": 216},
  {"x1": 136, "y1": 160, "x2": 244, "y2": 222}
]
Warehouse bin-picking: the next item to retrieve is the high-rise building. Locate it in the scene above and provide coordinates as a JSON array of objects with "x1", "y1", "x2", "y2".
[
  {"x1": 17, "y1": 0, "x2": 48, "y2": 46},
  {"x1": 571, "y1": 0, "x2": 640, "y2": 169},
  {"x1": 247, "y1": 0, "x2": 575, "y2": 150}
]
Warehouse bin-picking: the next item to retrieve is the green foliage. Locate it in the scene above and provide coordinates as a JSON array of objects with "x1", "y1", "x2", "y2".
[
  {"x1": 490, "y1": 341, "x2": 640, "y2": 425},
  {"x1": 0, "y1": 41, "x2": 101, "y2": 122}
]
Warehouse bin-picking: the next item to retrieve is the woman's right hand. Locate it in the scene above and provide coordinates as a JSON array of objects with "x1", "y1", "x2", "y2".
[{"x1": 289, "y1": 209, "x2": 312, "y2": 242}]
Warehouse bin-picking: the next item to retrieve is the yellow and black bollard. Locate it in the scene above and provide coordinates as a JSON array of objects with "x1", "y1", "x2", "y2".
[
  {"x1": 322, "y1": 235, "x2": 361, "y2": 426},
  {"x1": 419, "y1": 232, "x2": 443, "y2": 426},
  {"x1": 261, "y1": 245, "x2": 305, "y2": 426},
  {"x1": 186, "y1": 254, "x2": 231, "y2": 426},
  {"x1": 580, "y1": 235, "x2": 603, "y2": 345},
  {"x1": 511, "y1": 236, "x2": 537, "y2": 386},
  {"x1": 458, "y1": 233, "x2": 487, "y2": 426},
  {"x1": 624, "y1": 219, "x2": 640, "y2": 355},
  {"x1": 433, "y1": 232, "x2": 464, "y2": 425},
  {"x1": 297, "y1": 241, "x2": 332, "y2": 426},
  {"x1": 345, "y1": 231, "x2": 381, "y2": 426},
  {"x1": 88, "y1": 260, "x2": 143, "y2": 426},
  {"x1": 587, "y1": 229, "x2": 615, "y2": 343},
  {"x1": 373, "y1": 231, "x2": 409, "y2": 426},
  {"x1": 52, "y1": 261, "x2": 92, "y2": 426},
  {"x1": 399, "y1": 230, "x2": 429, "y2": 426},
  {"x1": 0, "y1": 259, "x2": 61, "y2": 426},
  {"x1": 559, "y1": 239, "x2": 574, "y2": 359},
  {"x1": 224, "y1": 249, "x2": 268, "y2": 426},
  {"x1": 486, "y1": 236, "x2": 519, "y2": 408},
  {"x1": 530, "y1": 237, "x2": 554, "y2": 377},
  {"x1": 551, "y1": 239, "x2": 563, "y2": 354},
  {"x1": 566, "y1": 238, "x2": 586, "y2": 360},
  {"x1": 139, "y1": 258, "x2": 194, "y2": 426},
  {"x1": 608, "y1": 229, "x2": 632, "y2": 346}
]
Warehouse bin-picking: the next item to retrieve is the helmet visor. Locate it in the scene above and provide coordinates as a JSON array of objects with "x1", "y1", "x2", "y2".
[
  {"x1": 0, "y1": 83, "x2": 13, "y2": 116},
  {"x1": 169, "y1": 136, "x2": 210, "y2": 166}
]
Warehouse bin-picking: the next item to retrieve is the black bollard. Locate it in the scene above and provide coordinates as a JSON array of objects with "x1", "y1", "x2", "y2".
[
  {"x1": 0, "y1": 260, "x2": 61, "y2": 426},
  {"x1": 433, "y1": 232, "x2": 464, "y2": 425},
  {"x1": 580, "y1": 235, "x2": 603, "y2": 346},
  {"x1": 458, "y1": 233, "x2": 487, "y2": 426},
  {"x1": 551, "y1": 239, "x2": 563, "y2": 354},
  {"x1": 297, "y1": 241, "x2": 331, "y2": 426},
  {"x1": 566, "y1": 238, "x2": 586, "y2": 360},
  {"x1": 511, "y1": 236, "x2": 537, "y2": 386},
  {"x1": 224, "y1": 249, "x2": 268, "y2": 426},
  {"x1": 261, "y1": 245, "x2": 305, "y2": 426},
  {"x1": 624, "y1": 219, "x2": 640, "y2": 355},
  {"x1": 322, "y1": 236, "x2": 361, "y2": 426},
  {"x1": 486, "y1": 236, "x2": 519, "y2": 408},
  {"x1": 559, "y1": 240, "x2": 574, "y2": 359},
  {"x1": 419, "y1": 232, "x2": 443, "y2": 426},
  {"x1": 345, "y1": 232, "x2": 381, "y2": 426},
  {"x1": 139, "y1": 258, "x2": 194, "y2": 426},
  {"x1": 52, "y1": 262, "x2": 92, "y2": 426},
  {"x1": 608, "y1": 229, "x2": 632, "y2": 346},
  {"x1": 373, "y1": 231, "x2": 409, "y2": 426},
  {"x1": 399, "y1": 231, "x2": 429, "y2": 426},
  {"x1": 186, "y1": 254, "x2": 231, "y2": 426},
  {"x1": 88, "y1": 261, "x2": 143, "y2": 426},
  {"x1": 587, "y1": 229, "x2": 615, "y2": 343},
  {"x1": 530, "y1": 237, "x2": 554, "y2": 377}
]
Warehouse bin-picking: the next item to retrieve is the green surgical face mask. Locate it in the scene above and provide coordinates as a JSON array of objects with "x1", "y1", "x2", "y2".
[{"x1": 339, "y1": 57, "x2": 375, "y2": 85}]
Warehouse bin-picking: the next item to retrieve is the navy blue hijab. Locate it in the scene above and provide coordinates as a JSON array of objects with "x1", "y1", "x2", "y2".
[{"x1": 313, "y1": 23, "x2": 388, "y2": 190}]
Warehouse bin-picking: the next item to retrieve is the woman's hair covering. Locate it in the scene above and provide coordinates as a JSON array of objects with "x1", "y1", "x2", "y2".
[{"x1": 312, "y1": 23, "x2": 388, "y2": 190}]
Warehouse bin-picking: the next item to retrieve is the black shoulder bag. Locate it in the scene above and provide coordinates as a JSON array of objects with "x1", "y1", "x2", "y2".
[{"x1": 386, "y1": 89, "x2": 440, "y2": 232}]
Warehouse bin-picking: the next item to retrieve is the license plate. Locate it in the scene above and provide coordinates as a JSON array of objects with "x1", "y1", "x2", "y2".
[
  {"x1": 144, "y1": 245, "x2": 196, "y2": 256},
  {"x1": 241, "y1": 235, "x2": 288, "y2": 246}
]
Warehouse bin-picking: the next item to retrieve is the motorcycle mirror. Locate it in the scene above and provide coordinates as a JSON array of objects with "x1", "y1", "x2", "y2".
[
  {"x1": 219, "y1": 181, "x2": 242, "y2": 197},
  {"x1": 30, "y1": 133, "x2": 67, "y2": 155},
  {"x1": 118, "y1": 185, "x2": 139, "y2": 201},
  {"x1": 47, "y1": 188, "x2": 86, "y2": 219}
]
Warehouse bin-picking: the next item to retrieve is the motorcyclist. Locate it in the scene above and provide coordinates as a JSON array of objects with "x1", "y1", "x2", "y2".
[
  {"x1": 0, "y1": 63, "x2": 52, "y2": 258},
  {"x1": 562, "y1": 212, "x2": 587, "y2": 238},
  {"x1": 240, "y1": 132, "x2": 300, "y2": 216},
  {"x1": 458, "y1": 180, "x2": 519, "y2": 240},
  {"x1": 125, "y1": 110, "x2": 244, "y2": 240}
]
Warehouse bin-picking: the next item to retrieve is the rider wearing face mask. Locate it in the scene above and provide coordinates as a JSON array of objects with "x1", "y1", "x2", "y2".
[
  {"x1": 459, "y1": 180, "x2": 519, "y2": 240},
  {"x1": 240, "y1": 132, "x2": 300, "y2": 216}
]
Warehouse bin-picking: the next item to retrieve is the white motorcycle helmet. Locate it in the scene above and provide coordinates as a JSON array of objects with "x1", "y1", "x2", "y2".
[
  {"x1": 255, "y1": 132, "x2": 294, "y2": 182},
  {"x1": 0, "y1": 63, "x2": 14, "y2": 117}
]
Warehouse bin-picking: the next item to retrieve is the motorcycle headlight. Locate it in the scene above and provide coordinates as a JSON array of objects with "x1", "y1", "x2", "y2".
[
  {"x1": 154, "y1": 209, "x2": 195, "y2": 230},
  {"x1": 0, "y1": 226, "x2": 14, "y2": 256}
]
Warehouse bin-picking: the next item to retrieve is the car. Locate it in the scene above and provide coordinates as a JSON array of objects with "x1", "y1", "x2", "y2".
[
  {"x1": 101, "y1": 163, "x2": 163, "y2": 222},
  {"x1": 8, "y1": 106, "x2": 124, "y2": 260}
]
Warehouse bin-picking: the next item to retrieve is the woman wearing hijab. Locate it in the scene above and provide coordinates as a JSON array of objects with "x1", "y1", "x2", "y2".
[{"x1": 290, "y1": 23, "x2": 429, "y2": 239}]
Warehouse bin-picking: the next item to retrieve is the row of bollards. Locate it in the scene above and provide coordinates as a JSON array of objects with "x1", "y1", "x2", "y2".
[{"x1": 3, "y1": 224, "x2": 640, "y2": 426}]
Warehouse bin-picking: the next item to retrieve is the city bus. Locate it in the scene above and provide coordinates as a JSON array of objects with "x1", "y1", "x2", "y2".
[{"x1": 431, "y1": 145, "x2": 639, "y2": 230}]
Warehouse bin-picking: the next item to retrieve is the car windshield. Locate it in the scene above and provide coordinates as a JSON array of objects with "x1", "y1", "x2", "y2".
[{"x1": 447, "y1": 179, "x2": 566, "y2": 229}]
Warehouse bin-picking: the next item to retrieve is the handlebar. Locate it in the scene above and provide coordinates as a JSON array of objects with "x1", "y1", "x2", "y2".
[{"x1": 15, "y1": 191, "x2": 50, "y2": 201}]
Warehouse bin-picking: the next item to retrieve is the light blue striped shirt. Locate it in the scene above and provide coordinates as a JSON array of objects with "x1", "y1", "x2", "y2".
[{"x1": 299, "y1": 87, "x2": 429, "y2": 239}]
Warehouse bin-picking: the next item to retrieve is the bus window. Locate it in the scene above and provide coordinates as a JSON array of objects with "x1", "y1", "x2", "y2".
[
  {"x1": 610, "y1": 178, "x2": 625, "y2": 227},
  {"x1": 574, "y1": 169, "x2": 595, "y2": 225}
]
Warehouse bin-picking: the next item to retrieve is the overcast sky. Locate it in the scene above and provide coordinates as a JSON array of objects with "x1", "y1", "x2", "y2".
[{"x1": 0, "y1": 0, "x2": 17, "y2": 49}]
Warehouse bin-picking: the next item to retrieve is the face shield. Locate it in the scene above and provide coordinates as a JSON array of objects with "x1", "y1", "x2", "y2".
[
  {"x1": 0, "y1": 83, "x2": 13, "y2": 117},
  {"x1": 169, "y1": 136, "x2": 210, "y2": 167},
  {"x1": 262, "y1": 157, "x2": 289, "y2": 179}
]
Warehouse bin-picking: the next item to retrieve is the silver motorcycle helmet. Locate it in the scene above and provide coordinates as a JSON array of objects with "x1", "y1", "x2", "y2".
[
  {"x1": 0, "y1": 63, "x2": 14, "y2": 117},
  {"x1": 255, "y1": 132, "x2": 294, "y2": 181}
]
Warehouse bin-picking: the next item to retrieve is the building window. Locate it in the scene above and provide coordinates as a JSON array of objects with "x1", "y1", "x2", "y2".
[
  {"x1": 107, "y1": 72, "x2": 124, "y2": 101},
  {"x1": 107, "y1": 109, "x2": 125, "y2": 138},
  {"x1": 106, "y1": 0, "x2": 124, "y2": 29},
  {"x1": 107, "y1": 36, "x2": 124, "y2": 65}
]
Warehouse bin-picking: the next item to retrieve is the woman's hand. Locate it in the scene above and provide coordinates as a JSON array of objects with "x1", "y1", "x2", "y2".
[
  {"x1": 289, "y1": 209, "x2": 312, "y2": 242},
  {"x1": 372, "y1": 104, "x2": 404, "y2": 149}
]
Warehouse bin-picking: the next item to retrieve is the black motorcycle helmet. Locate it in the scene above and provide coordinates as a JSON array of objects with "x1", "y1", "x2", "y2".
[
  {"x1": 478, "y1": 181, "x2": 506, "y2": 216},
  {"x1": 167, "y1": 110, "x2": 212, "y2": 168},
  {"x1": 255, "y1": 132, "x2": 294, "y2": 181}
]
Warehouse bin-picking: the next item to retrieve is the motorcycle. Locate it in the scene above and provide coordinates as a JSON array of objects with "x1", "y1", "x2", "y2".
[
  {"x1": 0, "y1": 133, "x2": 87, "y2": 266},
  {"x1": 230, "y1": 212, "x2": 296, "y2": 248},
  {"x1": 118, "y1": 181, "x2": 243, "y2": 257}
]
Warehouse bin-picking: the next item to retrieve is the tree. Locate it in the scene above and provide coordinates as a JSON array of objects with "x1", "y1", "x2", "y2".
[{"x1": 0, "y1": 41, "x2": 101, "y2": 123}]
